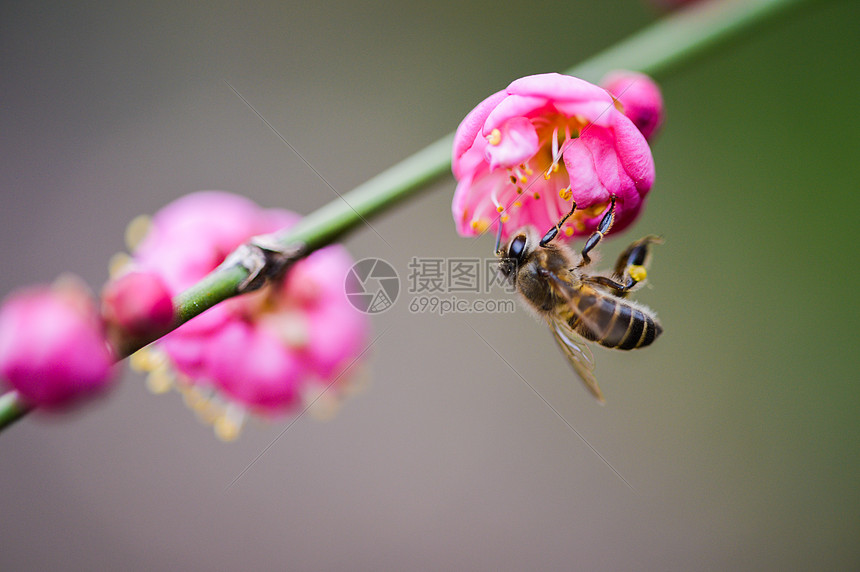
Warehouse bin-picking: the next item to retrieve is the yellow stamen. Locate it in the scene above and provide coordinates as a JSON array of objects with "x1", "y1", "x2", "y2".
[
  {"x1": 559, "y1": 188, "x2": 572, "y2": 201},
  {"x1": 564, "y1": 227, "x2": 574, "y2": 237},
  {"x1": 303, "y1": 384, "x2": 342, "y2": 422},
  {"x1": 193, "y1": 401, "x2": 220, "y2": 425},
  {"x1": 487, "y1": 128, "x2": 501, "y2": 146},
  {"x1": 214, "y1": 416, "x2": 241, "y2": 442},
  {"x1": 124, "y1": 214, "x2": 151, "y2": 252},
  {"x1": 496, "y1": 205, "x2": 504, "y2": 213},
  {"x1": 108, "y1": 252, "x2": 132, "y2": 278},
  {"x1": 513, "y1": 201, "x2": 522, "y2": 208},
  {"x1": 130, "y1": 347, "x2": 162, "y2": 372},
  {"x1": 146, "y1": 369, "x2": 173, "y2": 394},
  {"x1": 182, "y1": 385, "x2": 206, "y2": 410},
  {"x1": 533, "y1": 192, "x2": 541, "y2": 200},
  {"x1": 470, "y1": 219, "x2": 489, "y2": 233},
  {"x1": 500, "y1": 214, "x2": 510, "y2": 223},
  {"x1": 584, "y1": 201, "x2": 609, "y2": 217},
  {"x1": 516, "y1": 187, "x2": 523, "y2": 195}
]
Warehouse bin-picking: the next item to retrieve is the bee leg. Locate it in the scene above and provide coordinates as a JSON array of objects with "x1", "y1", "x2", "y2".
[
  {"x1": 539, "y1": 200, "x2": 578, "y2": 247},
  {"x1": 611, "y1": 235, "x2": 663, "y2": 295},
  {"x1": 581, "y1": 275, "x2": 630, "y2": 295},
  {"x1": 578, "y1": 195, "x2": 617, "y2": 267}
]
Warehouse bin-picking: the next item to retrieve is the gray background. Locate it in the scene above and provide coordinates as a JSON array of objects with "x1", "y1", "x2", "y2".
[{"x1": 1, "y1": 1, "x2": 857, "y2": 570}]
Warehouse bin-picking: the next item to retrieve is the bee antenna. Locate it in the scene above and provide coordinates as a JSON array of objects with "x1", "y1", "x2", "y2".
[{"x1": 494, "y1": 218, "x2": 503, "y2": 254}]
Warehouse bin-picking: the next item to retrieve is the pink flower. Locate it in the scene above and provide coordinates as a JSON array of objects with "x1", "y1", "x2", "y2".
[
  {"x1": 600, "y1": 71, "x2": 664, "y2": 141},
  {"x1": 102, "y1": 271, "x2": 174, "y2": 338},
  {"x1": 0, "y1": 277, "x2": 117, "y2": 409},
  {"x1": 125, "y1": 191, "x2": 369, "y2": 439},
  {"x1": 452, "y1": 73, "x2": 655, "y2": 242}
]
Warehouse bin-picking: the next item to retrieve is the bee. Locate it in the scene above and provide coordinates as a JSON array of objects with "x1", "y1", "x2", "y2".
[{"x1": 496, "y1": 196, "x2": 662, "y2": 402}]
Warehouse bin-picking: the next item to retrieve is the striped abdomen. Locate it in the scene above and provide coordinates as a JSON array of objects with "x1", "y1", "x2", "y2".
[{"x1": 568, "y1": 288, "x2": 662, "y2": 350}]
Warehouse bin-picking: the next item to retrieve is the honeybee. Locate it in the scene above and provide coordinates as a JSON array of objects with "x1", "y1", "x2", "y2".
[{"x1": 496, "y1": 196, "x2": 662, "y2": 402}]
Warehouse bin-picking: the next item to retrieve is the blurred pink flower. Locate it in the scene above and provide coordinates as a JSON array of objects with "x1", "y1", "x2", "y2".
[
  {"x1": 125, "y1": 191, "x2": 369, "y2": 439},
  {"x1": 0, "y1": 278, "x2": 117, "y2": 409},
  {"x1": 600, "y1": 71, "x2": 664, "y2": 141},
  {"x1": 102, "y1": 271, "x2": 174, "y2": 338},
  {"x1": 452, "y1": 73, "x2": 655, "y2": 242}
]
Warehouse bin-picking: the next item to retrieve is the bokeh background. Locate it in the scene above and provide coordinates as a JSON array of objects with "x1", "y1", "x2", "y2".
[{"x1": 1, "y1": 1, "x2": 857, "y2": 570}]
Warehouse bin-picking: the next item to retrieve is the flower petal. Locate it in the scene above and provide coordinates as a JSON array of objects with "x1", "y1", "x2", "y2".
[
  {"x1": 484, "y1": 116, "x2": 539, "y2": 171},
  {"x1": 507, "y1": 72, "x2": 609, "y2": 103},
  {"x1": 453, "y1": 90, "x2": 507, "y2": 173}
]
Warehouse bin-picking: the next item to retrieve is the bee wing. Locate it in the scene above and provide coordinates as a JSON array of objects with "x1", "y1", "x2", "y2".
[
  {"x1": 540, "y1": 268, "x2": 606, "y2": 402},
  {"x1": 550, "y1": 316, "x2": 605, "y2": 403}
]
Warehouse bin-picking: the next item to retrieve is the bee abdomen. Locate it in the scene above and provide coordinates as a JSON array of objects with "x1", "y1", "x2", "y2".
[{"x1": 571, "y1": 298, "x2": 662, "y2": 350}]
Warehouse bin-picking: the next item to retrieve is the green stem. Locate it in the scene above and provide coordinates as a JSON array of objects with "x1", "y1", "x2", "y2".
[
  {"x1": 0, "y1": 0, "x2": 820, "y2": 432},
  {"x1": 570, "y1": 0, "x2": 820, "y2": 83},
  {"x1": 0, "y1": 391, "x2": 32, "y2": 428}
]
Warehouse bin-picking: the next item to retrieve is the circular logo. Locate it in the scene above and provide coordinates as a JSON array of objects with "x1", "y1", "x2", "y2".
[{"x1": 344, "y1": 258, "x2": 400, "y2": 314}]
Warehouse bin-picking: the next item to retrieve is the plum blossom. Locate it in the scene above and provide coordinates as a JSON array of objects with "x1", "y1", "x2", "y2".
[
  {"x1": 0, "y1": 277, "x2": 117, "y2": 409},
  {"x1": 121, "y1": 191, "x2": 369, "y2": 440},
  {"x1": 600, "y1": 70, "x2": 664, "y2": 141},
  {"x1": 102, "y1": 270, "x2": 174, "y2": 339},
  {"x1": 452, "y1": 73, "x2": 655, "y2": 243}
]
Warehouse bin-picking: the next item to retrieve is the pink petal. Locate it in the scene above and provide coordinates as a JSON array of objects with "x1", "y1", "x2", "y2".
[
  {"x1": 453, "y1": 90, "x2": 508, "y2": 171},
  {"x1": 562, "y1": 137, "x2": 610, "y2": 208},
  {"x1": 206, "y1": 321, "x2": 304, "y2": 412},
  {"x1": 482, "y1": 94, "x2": 548, "y2": 135},
  {"x1": 553, "y1": 99, "x2": 617, "y2": 127},
  {"x1": 611, "y1": 114, "x2": 656, "y2": 191},
  {"x1": 507, "y1": 73, "x2": 610, "y2": 103},
  {"x1": 484, "y1": 116, "x2": 539, "y2": 171}
]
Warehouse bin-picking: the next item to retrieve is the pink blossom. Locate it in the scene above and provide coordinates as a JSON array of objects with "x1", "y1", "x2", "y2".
[
  {"x1": 600, "y1": 71, "x2": 664, "y2": 141},
  {"x1": 452, "y1": 73, "x2": 655, "y2": 243},
  {"x1": 102, "y1": 271, "x2": 174, "y2": 338},
  {"x1": 0, "y1": 278, "x2": 116, "y2": 409},
  {"x1": 127, "y1": 191, "x2": 369, "y2": 438}
]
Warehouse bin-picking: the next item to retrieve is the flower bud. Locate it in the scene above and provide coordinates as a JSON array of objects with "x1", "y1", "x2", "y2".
[
  {"x1": 600, "y1": 70, "x2": 664, "y2": 141},
  {"x1": 102, "y1": 271, "x2": 174, "y2": 338},
  {"x1": 0, "y1": 278, "x2": 116, "y2": 409}
]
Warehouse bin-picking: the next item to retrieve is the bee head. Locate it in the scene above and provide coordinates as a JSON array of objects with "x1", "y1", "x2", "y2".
[{"x1": 498, "y1": 232, "x2": 529, "y2": 278}]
